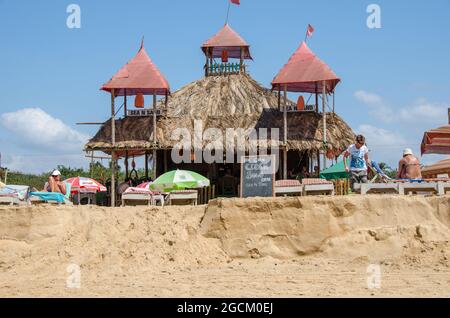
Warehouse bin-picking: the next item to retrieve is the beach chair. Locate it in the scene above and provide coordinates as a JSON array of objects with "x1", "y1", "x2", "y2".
[
  {"x1": 370, "y1": 161, "x2": 393, "y2": 183},
  {"x1": 166, "y1": 190, "x2": 198, "y2": 206},
  {"x1": 436, "y1": 180, "x2": 450, "y2": 195},
  {"x1": 30, "y1": 183, "x2": 73, "y2": 205},
  {"x1": 121, "y1": 187, "x2": 165, "y2": 207},
  {"x1": 275, "y1": 180, "x2": 303, "y2": 196},
  {"x1": 398, "y1": 180, "x2": 439, "y2": 195},
  {"x1": 0, "y1": 185, "x2": 31, "y2": 206},
  {"x1": 302, "y1": 179, "x2": 334, "y2": 196}
]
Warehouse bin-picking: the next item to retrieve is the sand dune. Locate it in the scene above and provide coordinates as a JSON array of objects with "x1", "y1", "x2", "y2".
[{"x1": 0, "y1": 196, "x2": 449, "y2": 297}]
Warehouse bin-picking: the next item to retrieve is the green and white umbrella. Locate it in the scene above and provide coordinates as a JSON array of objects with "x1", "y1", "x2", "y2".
[{"x1": 150, "y1": 170, "x2": 210, "y2": 192}]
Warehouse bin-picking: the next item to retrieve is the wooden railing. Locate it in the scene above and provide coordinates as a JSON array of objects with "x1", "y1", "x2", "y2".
[
  {"x1": 197, "y1": 185, "x2": 216, "y2": 205},
  {"x1": 333, "y1": 179, "x2": 350, "y2": 195},
  {"x1": 206, "y1": 63, "x2": 245, "y2": 77}
]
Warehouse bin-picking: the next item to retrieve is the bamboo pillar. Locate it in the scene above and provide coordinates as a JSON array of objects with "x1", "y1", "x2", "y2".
[
  {"x1": 322, "y1": 81, "x2": 327, "y2": 170},
  {"x1": 145, "y1": 152, "x2": 149, "y2": 180},
  {"x1": 315, "y1": 82, "x2": 319, "y2": 113},
  {"x1": 111, "y1": 89, "x2": 116, "y2": 207},
  {"x1": 153, "y1": 92, "x2": 157, "y2": 180},
  {"x1": 240, "y1": 48, "x2": 244, "y2": 73},
  {"x1": 124, "y1": 89, "x2": 127, "y2": 118},
  {"x1": 283, "y1": 84, "x2": 288, "y2": 180},
  {"x1": 125, "y1": 151, "x2": 129, "y2": 179},
  {"x1": 317, "y1": 149, "x2": 321, "y2": 174},
  {"x1": 332, "y1": 91, "x2": 335, "y2": 114}
]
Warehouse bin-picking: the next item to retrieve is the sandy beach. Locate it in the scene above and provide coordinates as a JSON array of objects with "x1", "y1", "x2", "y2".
[{"x1": 1, "y1": 195, "x2": 449, "y2": 298}]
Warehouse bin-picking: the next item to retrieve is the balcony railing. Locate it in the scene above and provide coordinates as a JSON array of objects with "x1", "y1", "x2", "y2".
[{"x1": 206, "y1": 63, "x2": 246, "y2": 77}]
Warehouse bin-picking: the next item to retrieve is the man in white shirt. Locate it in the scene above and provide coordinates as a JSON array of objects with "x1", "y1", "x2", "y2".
[{"x1": 344, "y1": 135, "x2": 371, "y2": 191}]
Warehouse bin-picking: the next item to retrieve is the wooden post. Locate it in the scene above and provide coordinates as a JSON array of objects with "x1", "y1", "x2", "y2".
[
  {"x1": 145, "y1": 152, "x2": 149, "y2": 180},
  {"x1": 448, "y1": 108, "x2": 450, "y2": 124},
  {"x1": 240, "y1": 48, "x2": 244, "y2": 74},
  {"x1": 90, "y1": 151, "x2": 94, "y2": 179},
  {"x1": 322, "y1": 81, "x2": 327, "y2": 170},
  {"x1": 317, "y1": 149, "x2": 321, "y2": 174},
  {"x1": 124, "y1": 89, "x2": 127, "y2": 118},
  {"x1": 153, "y1": 92, "x2": 157, "y2": 180},
  {"x1": 315, "y1": 82, "x2": 319, "y2": 113},
  {"x1": 125, "y1": 151, "x2": 129, "y2": 179},
  {"x1": 332, "y1": 91, "x2": 335, "y2": 114},
  {"x1": 111, "y1": 89, "x2": 116, "y2": 207},
  {"x1": 278, "y1": 86, "x2": 281, "y2": 110},
  {"x1": 283, "y1": 84, "x2": 288, "y2": 180}
]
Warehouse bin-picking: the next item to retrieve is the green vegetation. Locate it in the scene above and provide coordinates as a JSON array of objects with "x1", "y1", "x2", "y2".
[{"x1": 0, "y1": 162, "x2": 132, "y2": 190}]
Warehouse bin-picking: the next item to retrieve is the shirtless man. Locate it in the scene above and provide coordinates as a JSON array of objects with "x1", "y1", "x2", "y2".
[
  {"x1": 44, "y1": 170, "x2": 67, "y2": 195},
  {"x1": 397, "y1": 149, "x2": 422, "y2": 180}
]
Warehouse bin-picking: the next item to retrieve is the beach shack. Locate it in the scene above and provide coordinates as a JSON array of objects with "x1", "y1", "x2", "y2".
[{"x1": 85, "y1": 25, "x2": 354, "y2": 203}]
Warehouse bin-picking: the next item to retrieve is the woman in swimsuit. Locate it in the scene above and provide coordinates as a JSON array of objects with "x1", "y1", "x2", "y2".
[{"x1": 398, "y1": 149, "x2": 422, "y2": 180}]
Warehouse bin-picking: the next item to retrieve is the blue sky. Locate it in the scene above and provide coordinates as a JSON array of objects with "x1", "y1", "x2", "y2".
[{"x1": 0, "y1": 0, "x2": 449, "y2": 173}]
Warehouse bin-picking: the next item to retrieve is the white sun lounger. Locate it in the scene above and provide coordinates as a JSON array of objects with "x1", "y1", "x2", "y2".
[
  {"x1": 302, "y1": 179, "x2": 334, "y2": 196},
  {"x1": 357, "y1": 183, "x2": 400, "y2": 195},
  {"x1": 398, "y1": 182, "x2": 439, "y2": 195},
  {"x1": 0, "y1": 185, "x2": 31, "y2": 206},
  {"x1": 437, "y1": 181, "x2": 450, "y2": 195},
  {"x1": 121, "y1": 188, "x2": 165, "y2": 207},
  {"x1": 275, "y1": 180, "x2": 303, "y2": 196},
  {"x1": 166, "y1": 190, "x2": 198, "y2": 206}
]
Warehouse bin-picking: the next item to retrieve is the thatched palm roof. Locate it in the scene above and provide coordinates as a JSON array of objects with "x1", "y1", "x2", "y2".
[{"x1": 85, "y1": 74, "x2": 354, "y2": 156}]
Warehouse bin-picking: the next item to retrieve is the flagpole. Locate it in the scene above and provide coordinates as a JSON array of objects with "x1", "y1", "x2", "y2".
[{"x1": 225, "y1": 1, "x2": 231, "y2": 25}]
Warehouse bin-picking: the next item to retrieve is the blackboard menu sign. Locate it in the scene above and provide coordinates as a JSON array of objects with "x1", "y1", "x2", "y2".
[{"x1": 240, "y1": 155, "x2": 276, "y2": 198}]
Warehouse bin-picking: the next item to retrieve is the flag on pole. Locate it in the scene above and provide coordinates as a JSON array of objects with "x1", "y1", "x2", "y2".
[
  {"x1": 230, "y1": 0, "x2": 240, "y2": 5},
  {"x1": 306, "y1": 24, "x2": 315, "y2": 38}
]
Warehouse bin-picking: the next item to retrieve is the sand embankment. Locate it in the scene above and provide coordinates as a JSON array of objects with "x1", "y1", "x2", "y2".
[{"x1": 0, "y1": 195, "x2": 449, "y2": 297}]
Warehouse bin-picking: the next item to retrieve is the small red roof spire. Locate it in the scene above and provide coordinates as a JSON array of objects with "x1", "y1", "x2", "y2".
[
  {"x1": 202, "y1": 24, "x2": 252, "y2": 60},
  {"x1": 101, "y1": 41, "x2": 170, "y2": 96},
  {"x1": 272, "y1": 42, "x2": 340, "y2": 93}
]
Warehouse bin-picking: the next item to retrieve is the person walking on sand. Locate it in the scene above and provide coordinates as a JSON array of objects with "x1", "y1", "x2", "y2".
[
  {"x1": 397, "y1": 148, "x2": 422, "y2": 180},
  {"x1": 344, "y1": 135, "x2": 371, "y2": 191},
  {"x1": 43, "y1": 170, "x2": 67, "y2": 195}
]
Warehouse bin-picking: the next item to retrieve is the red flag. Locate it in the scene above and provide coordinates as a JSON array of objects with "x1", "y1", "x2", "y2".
[
  {"x1": 230, "y1": 0, "x2": 240, "y2": 5},
  {"x1": 306, "y1": 24, "x2": 314, "y2": 38}
]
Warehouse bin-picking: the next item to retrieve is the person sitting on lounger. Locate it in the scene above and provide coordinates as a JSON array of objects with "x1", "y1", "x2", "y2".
[
  {"x1": 344, "y1": 135, "x2": 371, "y2": 190},
  {"x1": 397, "y1": 149, "x2": 422, "y2": 180},
  {"x1": 43, "y1": 170, "x2": 66, "y2": 195}
]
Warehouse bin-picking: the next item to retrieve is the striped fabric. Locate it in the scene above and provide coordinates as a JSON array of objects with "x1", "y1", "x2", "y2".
[
  {"x1": 275, "y1": 180, "x2": 302, "y2": 188},
  {"x1": 124, "y1": 187, "x2": 161, "y2": 195},
  {"x1": 301, "y1": 178, "x2": 333, "y2": 185}
]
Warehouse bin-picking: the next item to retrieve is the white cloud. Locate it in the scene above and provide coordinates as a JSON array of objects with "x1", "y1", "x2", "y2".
[
  {"x1": 357, "y1": 124, "x2": 406, "y2": 147},
  {"x1": 354, "y1": 90, "x2": 383, "y2": 104},
  {"x1": 355, "y1": 90, "x2": 449, "y2": 128},
  {"x1": 0, "y1": 108, "x2": 89, "y2": 153},
  {"x1": 356, "y1": 124, "x2": 412, "y2": 167},
  {"x1": 399, "y1": 99, "x2": 448, "y2": 124},
  {"x1": 354, "y1": 90, "x2": 394, "y2": 123}
]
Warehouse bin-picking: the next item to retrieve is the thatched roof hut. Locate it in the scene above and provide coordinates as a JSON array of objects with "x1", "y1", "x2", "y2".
[{"x1": 85, "y1": 73, "x2": 354, "y2": 156}]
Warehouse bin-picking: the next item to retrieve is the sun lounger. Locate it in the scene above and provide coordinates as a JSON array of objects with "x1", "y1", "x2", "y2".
[
  {"x1": 166, "y1": 190, "x2": 198, "y2": 206},
  {"x1": 397, "y1": 180, "x2": 438, "y2": 195},
  {"x1": 0, "y1": 185, "x2": 31, "y2": 206},
  {"x1": 275, "y1": 180, "x2": 303, "y2": 196},
  {"x1": 437, "y1": 181, "x2": 450, "y2": 195},
  {"x1": 357, "y1": 183, "x2": 400, "y2": 195},
  {"x1": 30, "y1": 183, "x2": 73, "y2": 205},
  {"x1": 302, "y1": 179, "x2": 334, "y2": 196},
  {"x1": 121, "y1": 188, "x2": 165, "y2": 207},
  {"x1": 370, "y1": 161, "x2": 393, "y2": 183}
]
